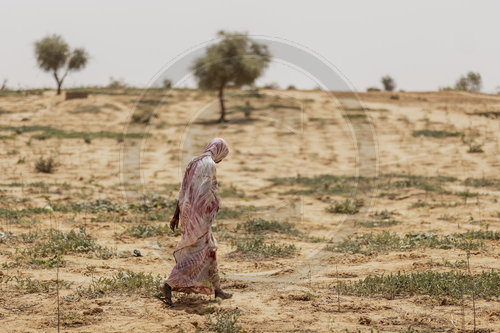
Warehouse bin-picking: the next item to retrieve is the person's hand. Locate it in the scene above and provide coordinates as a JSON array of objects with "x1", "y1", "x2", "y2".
[{"x1": 170, "y1": 217, "x2": 179, "y2": 231}]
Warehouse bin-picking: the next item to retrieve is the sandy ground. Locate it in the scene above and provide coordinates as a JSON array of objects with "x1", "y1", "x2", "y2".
[{"x1": 0, "y1": 88, "x2": 499, "y2": 332}]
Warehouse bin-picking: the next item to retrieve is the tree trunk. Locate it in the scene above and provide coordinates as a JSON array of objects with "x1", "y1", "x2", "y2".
[
  {"x1": 218, "y1": 87, "x2": 226, "y2": 122},
  {"x1": 54, "y1": 72, "x2": 63, "y2": 95}
]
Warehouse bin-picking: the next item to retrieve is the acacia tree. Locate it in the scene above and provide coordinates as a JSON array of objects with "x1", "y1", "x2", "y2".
[
  {"x1": 192, "y1": 31, "x2": 271, "y2": 122},
  {"x1": 381, "y1": 75, "x2": 396, "y2": 91},
  {"x1": 455, "y1": 71, "x2": 482, "y2": 92},
  {"x1": 34, "y1": 35, "x2": 89, "y2": 95}
]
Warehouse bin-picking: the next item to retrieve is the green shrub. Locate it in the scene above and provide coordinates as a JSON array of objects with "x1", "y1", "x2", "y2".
[
  {"x1": 231, "y1": 235, "x2": 296, "y2": 258},
  {"x1": 326, "y1": 198, "x2": 364, "y2": 214},
  {"x1": 206, "y1": 308, "x2": 242, "y2": 333},
  {"x1": 78, "y1": 271, "x2": 164, "y2": 298},
  {"x1": 35, "y1": 156, "x2": 57, "y2": 173},
  {"x1": 338, "y1": 270, "x2": 499, "y2": 301}
]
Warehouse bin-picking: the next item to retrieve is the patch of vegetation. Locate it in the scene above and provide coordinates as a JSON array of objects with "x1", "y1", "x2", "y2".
[
  {"x1": 32, "y1": 128, "x2": 150, "y2": 140},
  {"x1": 343, "y1": 113, "x2": 367, "y2": 119},
  {"x1": 327, "y1": 231, "x2": 491, "y2": 255},
  {"x1": 219, "y1": 184, "x2": 246, "y2": 198},
  {"x1": 10, "y1": 227, "x2": 116, "y2": 268},
  {"x1": 0, "y1": 125, "x2": 149, "y2": 140},
  {"x1": 232, "y1": 102, "x2": 256, "y2": 117},
  {"x1": 1, "y1": 275, "x2": 72, "y2": 293},
  {"x1": 127, "y1": 224, "x2": 176, "y2": 238},
  {"x1": 131, "y1": 105, "x2": 157, "y2": 124},
  {"x1": 476, "y1": 111, "x2": 500, "y2": 119},
  {"x1": 217, "y1": 205, "x2": 258, "y2": 220},
  {"x1": 0, "y1": 206, "x2": 46, "y2": 219},
  {"x1": 231, "y1": 235, "x2": 296, "y2": 258},
  {"x1": 268, "y1": 103, "x2": 301, "y2": 110},
  {"x1": 326, "y1": 198, "x2": 364, "y2": 214},
  {"x1": 206, "y1": 308, "x2": 242, "y2": 333},
  {"x1": 463, "y1": 177, "x2": 499, "y2": 188},
  {"x1": 467, "y1": 142, "x2": 484, "y2": 153},
  {"x1": 237, "y1": 218, "x2": 300, "y2": 235},
  {"x1": 269, "y1": 174, "x2": 360, "y2": 196},
  {"x1": 382, "y1": 174, "x2": 452, "y2": 194},
  {"x1": 35, "y1": 156, "x2": 57, "y2": 173},
  {"x1": 69, "y1": 105, "x2": 101, "y2": 114},
  {"x1": 338, "y1": 270, "x2": 500, "y2": 301},
  {"x1": 136, "y1": 99, "x2": 169, "y2": 106},
  {"x1": 412, "y1": 130, "x2": 463, "y2": 138},
  {"x1": 78, "y1": 271, "x2": 163, "y2": 298},
  {"x1": 355, "y1": 219, "x2": 400, "y2": 228}
]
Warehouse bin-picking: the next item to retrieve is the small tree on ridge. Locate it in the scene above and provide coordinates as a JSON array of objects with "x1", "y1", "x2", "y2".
[
  {"x1": 34, "y1": 34, "x2": 88, "y2": 95},
  {"x1": 192, "y1": 31, "x2": 271, "y2": 122}
]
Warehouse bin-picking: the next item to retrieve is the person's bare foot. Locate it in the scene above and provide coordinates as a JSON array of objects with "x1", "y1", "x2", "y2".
[
  {"x1": 215, "y1": 289, "x2": 232, "y2": 300},
  {"x1": 159, "y1": 282, "x2": 174, "y2": 307}
]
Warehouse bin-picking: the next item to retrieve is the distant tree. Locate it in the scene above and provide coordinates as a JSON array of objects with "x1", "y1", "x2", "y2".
[
  {"x1": 107, "y1": 77, "x2": 127, "y2": 89},
  {"x1": 192, "y1": 31, "x2": 271, "y2": 122},
  {"x1": 263, "y1": 82, "x2": 279, "y2": 90},
  {"x1": 367, "y1": 87, "x2": 381, "y2": 92},
  {"x1": 455, "y1": 71, "x2": 482, "y2": 92},
  {"x1": 34, "y1": 35, "x2": 88, "y2": 95},
  {"x1": 0, "y1": 79, "x2": 7, "y2": 91},
  {"x1": 162, "y1": 78, "x2": 172, "y2": 89},
  {"x1": 381, "y1": 75, "x2": 396, "y2": 91},
  {"x1": 287, "y1": 85, "x2": 296, "y2": 90}
]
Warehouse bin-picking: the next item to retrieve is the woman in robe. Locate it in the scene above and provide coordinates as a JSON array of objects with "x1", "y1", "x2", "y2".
[{"x1": 160, "y1": 138, "x2": 232, "y2": 307}]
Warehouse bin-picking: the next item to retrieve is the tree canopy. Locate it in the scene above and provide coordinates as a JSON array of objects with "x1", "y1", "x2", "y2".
[
  {"x1": 455, "y1": 71, "x2": 482, "y2": 92},
  {"x1": 192, "y1": 31, "x2": 271, "y2": 122},
  {"x1": 34, "y1": 34, "x2": 88, "y2": 95}
]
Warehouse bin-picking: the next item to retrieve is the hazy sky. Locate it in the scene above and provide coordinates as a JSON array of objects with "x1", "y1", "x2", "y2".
[{"x1": 1, "y1": 0, "x2": 499, "y2": 93}]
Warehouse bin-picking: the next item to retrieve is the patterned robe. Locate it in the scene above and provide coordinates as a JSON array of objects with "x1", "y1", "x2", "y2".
[{"x1": 165, "y1": 138, "x2": 229, "y2": 294}]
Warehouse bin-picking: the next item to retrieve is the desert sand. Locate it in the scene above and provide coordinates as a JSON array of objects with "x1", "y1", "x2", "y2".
[{"x1": 0, "y1": 88, "x2": 499, "y2": 332}]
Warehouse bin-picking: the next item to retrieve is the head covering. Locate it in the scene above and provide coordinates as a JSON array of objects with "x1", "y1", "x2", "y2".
[{"x1": 203, "y1": 138, "x2": 229, "y2": 163}]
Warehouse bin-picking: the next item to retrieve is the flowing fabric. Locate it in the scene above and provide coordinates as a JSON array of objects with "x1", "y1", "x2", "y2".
[{"x1": 165, "y1": 138, "x2": 229, "y2": 294}]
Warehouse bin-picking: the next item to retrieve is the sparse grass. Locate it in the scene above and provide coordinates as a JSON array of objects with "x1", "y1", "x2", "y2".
[
  {"x1": 383, "y1": 174, "x2": 452, "y2": 194},
  {"x1": 463, "y1": 177, "x2": 499, "y2": 188},
  {"x1": 34, "y1": 128, "x2": 149, "y2": 140},
  {"x1": 35, "y1": 156, "x2": 57, "y2": 173},
  {"x1": 136, "y1": 99, "x2": 169, "y2": 106},
  {"x1": 127, "y1": 224, "x2": 176, "y2": 238},
  {"x1": 231, "y1": 235, "x2": 296, "y2": 258},
  {"x1": 327, "y1": 231, "x2": 491, "y2": 255},
  {"x1": 476, "y1": 111, "x2": 500, "y2": 119},
  {"x1": 131, "y1": 105, "x2": 156, "y2": 124},
  {"x1": 338, "y1": 270, "x2": 500, "y2": 301},
  {"x1": 206, "y1": 308, "x2": 242, "y2": 333},
  {"x1": 232, "y1": 102, "x2": 256, "y2": 117},
  {"x1": 0, "y1": 125, "x2": 150, "y2": 140},
  {"x1": 343, "y1": 113, "x2": 367, "y2": 119},
  {"x1": 69, "y1": 105, "x2": 101, "y2": 114},
  {"x1": 237, "y1": 218, "x2": 300, "y2": 235},
  {"x1": 326, "y1": 198, "x2": 364, "y2": 214},
  {"x1": 1, "y1": 275, "x2": 72, "y2": 293},
  {"x1": 0, "y1": 206, "x2": 46, "y2": 219},
  {"x1": 467, "y1": 142, "x2": 484, "y2": 153},
  {"x1": 269, "y1": 174, "x2": 359, "y2": 196},
  {"x1": 7, "y1": 227, "x2": 117, "y2": 268},
  {"x1": 219, "y1": 184, "x2": 246, "y2": 198},
  {"x1": 268, "y1": 103, "x2": 301, "y2": 110},
  {"x1": 355, "y1": 219, "x2": 400, "y2": 228},
  {"x1": 217, "y1": 205, "x2": 258, "y2": 220},
  {"x1": 78, "y1": 271, "x2": 164, "y2": 298},
  {"x1": 412, "y1": 130, "x2": 463, "y2": 138}
]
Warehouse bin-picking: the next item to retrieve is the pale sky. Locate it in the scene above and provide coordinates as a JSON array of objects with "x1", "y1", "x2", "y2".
[{"x1": 1, "y1": 0, "x2": 499, "y2": 93}]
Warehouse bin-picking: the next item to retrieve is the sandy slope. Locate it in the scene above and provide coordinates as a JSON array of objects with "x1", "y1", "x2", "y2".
[{"x1": 0, "y1": 89, "x2": 499, "y2": 332}]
